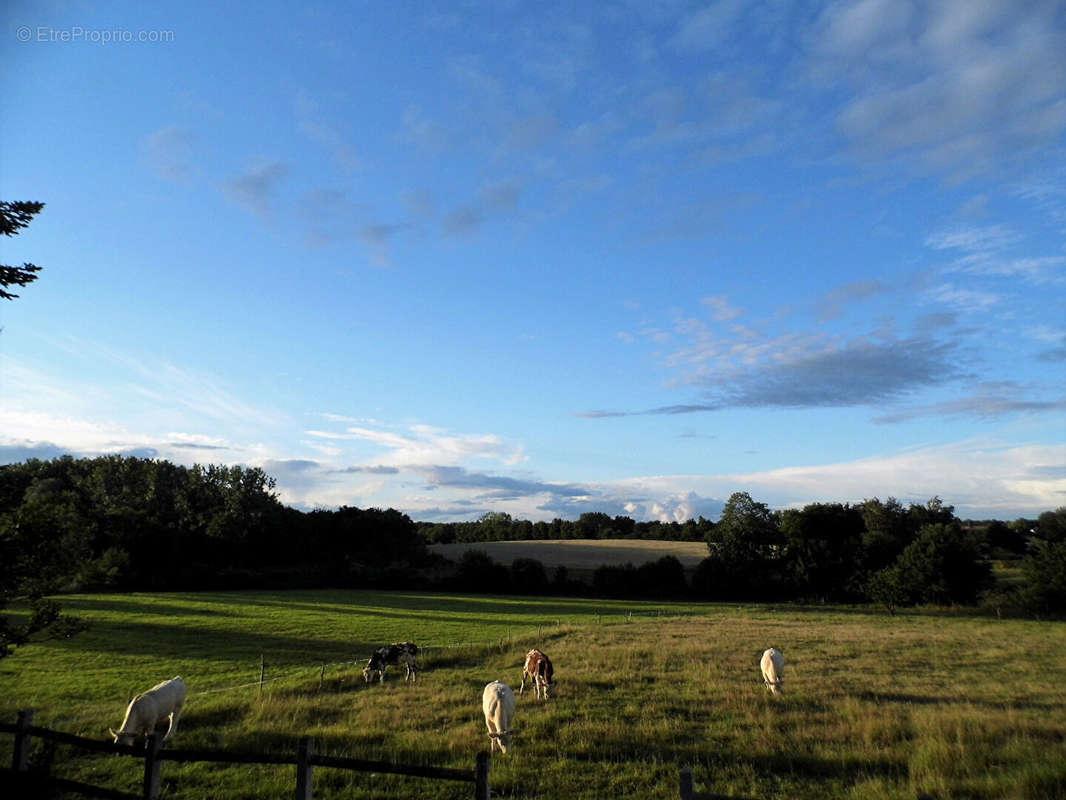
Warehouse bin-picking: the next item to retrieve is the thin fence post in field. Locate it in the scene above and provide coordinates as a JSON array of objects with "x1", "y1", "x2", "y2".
[
  {"x1": 679, "y1": 766, "x2": 694, "y2": 800},
  {"x1": 259, "y1": 654, "x2": 265, "y2": 696},
  {"x1": 319, "y1": 664, "x2": 325, "y2": 691},
  {"x1": 295, "y1": 735, "x2": 314, "y2": 800},
  {"x1": 475, "y1": 750, "x2": 491, "y2": 800},
  {"x1": 12, "y1": 709, "x2": 34, "y2": 772},
  {"x1": 142, "y1": 733, "x2": 162, "y2": 800}
]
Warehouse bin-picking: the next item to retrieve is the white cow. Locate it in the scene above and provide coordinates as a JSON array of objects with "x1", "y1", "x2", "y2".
[
  {"x1": 482, "y1": 681, "x2": 516, "y2": 754},
  {"x1": 110, "y1": 677, "x2": 186, "y2": 745},
  {"x1": 760, "y1": 648, "x2": 784, "y2": 695}
]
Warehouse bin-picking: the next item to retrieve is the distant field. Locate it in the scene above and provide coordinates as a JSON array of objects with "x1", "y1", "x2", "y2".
[
  {"x1": 429, "y1": 538, "x2": 709, "y2": 574},
  {"x1": 2, "y1": 590, "x2": 1065, "y2": 799}
]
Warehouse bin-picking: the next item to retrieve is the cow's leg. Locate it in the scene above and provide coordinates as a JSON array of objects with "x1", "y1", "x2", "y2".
[{"x1": 519, "y1": 671, "x2": 528, "y2": 695}]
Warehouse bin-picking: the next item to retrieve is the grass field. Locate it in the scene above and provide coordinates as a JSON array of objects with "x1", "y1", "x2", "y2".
[{"x1": 2, "y1": 591, "x2": 1065, "y2": 799}]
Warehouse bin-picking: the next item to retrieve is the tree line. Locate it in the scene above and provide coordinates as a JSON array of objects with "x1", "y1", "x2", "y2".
[
  {"x1": 451, "y1": 493, "x2": 1065, "y2": 617},
  {"x1": 2, "y1": 456, "x2": 1064, "y2": 657},
  {"x1": 418, "y1": 511, "x2": 713, "y2": 544}
]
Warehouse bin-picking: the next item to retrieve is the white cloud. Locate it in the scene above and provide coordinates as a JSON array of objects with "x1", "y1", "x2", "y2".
[
  {"x1": 306, "y1": 421, "x2": 525, "y2": 468},
  {"x1": 599, "y1": 438, "x2": 1065, "y2": 519}
]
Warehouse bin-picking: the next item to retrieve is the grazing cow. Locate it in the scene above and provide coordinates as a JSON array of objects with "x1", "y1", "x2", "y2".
[
  {"x1": 519, "y1": 649, "x2": 555, "y2": 700},
  {"x1": 363, "y1": 642, "x2": 419, "y2": 683},
  {"x1": 109, "y1": 677, "x2": 186, "y2": 746},
  {"x1": 482, "y1": 681, "x2": 517, "y2": 754},
  {"x1": 760, "y1": 648, "x2": 784, "y2": 695}
]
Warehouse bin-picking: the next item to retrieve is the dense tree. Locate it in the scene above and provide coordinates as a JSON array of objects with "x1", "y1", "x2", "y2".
[
  {"x1": 859, "y1": 497, "x2": 913, "y2": 571},
  {"x1": 867, "y1": 523, "x2": 992, "y2": 609},
  {"x1": 984, "y1": 519, "x2": 1028, "y2": 557},
  {"x1": 635, "y1": 555, "x2": 687, "y2": 598},
  {"x1": 592, "y1": 563, "x2": 636, "y2": 597},
  {"x1": 1020, "y1": 508, "x2": 1066, "y2": 615},
  {"x1": 1, "y1": 201, "x2": 45, "y2": 300},
  {"x1": 699, "y1": 492, "x2": 785, "y2": 599},
  {"x1": 510, "y1": 558, "x2": 548, "y2": 594},
  {"x1": 779, "y1": 503, "x2": 866, "y2": 601},
  {"x1": 454, "y1": 549, "x2": 509, "y2": 592}
]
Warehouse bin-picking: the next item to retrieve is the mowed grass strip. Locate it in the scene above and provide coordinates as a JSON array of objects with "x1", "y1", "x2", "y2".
[{"x1": 1, "y1": 591, "x2": 1065, "y2": 799}]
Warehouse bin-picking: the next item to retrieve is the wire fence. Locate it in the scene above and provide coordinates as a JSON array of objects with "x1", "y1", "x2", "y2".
[{"x1": 182, "y1": 608, "x2": 683, "y2": 700}]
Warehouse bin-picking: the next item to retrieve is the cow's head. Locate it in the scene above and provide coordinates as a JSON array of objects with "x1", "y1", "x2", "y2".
[
  {"x1": 488, "y1": 728, "x2": 518, "y2": 753},
  {"x1": 362, "y1": 657, "x2": 383, "y2": 683},
  {"x1": 109, "y1": 728, "x2": 137, "y2": 746}
]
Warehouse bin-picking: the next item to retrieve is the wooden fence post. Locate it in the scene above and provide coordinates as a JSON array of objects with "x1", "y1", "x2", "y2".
[
  {"x1": 259, "y1": 654, "x2": 266, "y2": 696},
  {"x1": 12, "y1": 709, "x2": 34, "y2": 772},
  {"x1": 142, "y1": 733, "x2": 162, "y2": 800},
  {"x1": 474, "y1": 750, "x2": 491, "y2": 800},
  {"x1": 295, "y1": 736, "x2": 313, "y2": 800},
  {"x1": 679, "y1": 766, "x2": 694, "y2": 800}
]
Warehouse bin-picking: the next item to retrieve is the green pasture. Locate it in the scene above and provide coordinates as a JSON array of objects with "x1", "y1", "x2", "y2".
[{"x1": 1, "y1": 591, "x2": 1065, "y2": 799}]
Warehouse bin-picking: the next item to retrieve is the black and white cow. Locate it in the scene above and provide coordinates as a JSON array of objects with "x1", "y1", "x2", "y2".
[{"x1": 363, "y1": 642, "x2": 420, "y2": 683}]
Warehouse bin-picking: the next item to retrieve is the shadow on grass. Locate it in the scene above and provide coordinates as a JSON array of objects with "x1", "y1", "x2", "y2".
[
  {"x1": 141, "y1": 590, "x2": 691, "y2": 620},
  {"x1": 53, "y1": 617, "x2": 379, "y2": 666},
  {"x1": 59, "y1": 597, "x2": 238, "y2": 618},
  {"x1": 859, "y1": 690, "x2": 1062, "y2": 712},
  {"x1": 679, "y1": 753, "x2": 907, "y2": 797}
]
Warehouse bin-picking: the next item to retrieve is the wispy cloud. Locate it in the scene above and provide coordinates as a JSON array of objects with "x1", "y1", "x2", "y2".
[
  {"x1": 223, "y1": 162, "x2": 288, "y2": 219},
  {"x1": 357, "y1": 223, "x2": 407, "y2": 267},
  {"x1": 925, "y1": 224, "x2": 1021, "y2": 253},
  {"x1": 925, "y1": 284, "x2": 1000, "y2": 312},
  {"x1": 441, "y1": 179, "x2": 523, "y2": 236},
  {"x1": 810, "y1": 0, "x2": 1066, "y2": 176},
  {"x1": 814, "y1": 279, "x2": 890, "y2": 322},
  {"x1": 306, "y1": 421, "x2": 524, "y2": 467},
  {"x1": 142, "y1": 125, "x2": 196, "y2": 182},
  {"x1": 670, "y1": 0, "x2": 748, "y2": 52},
  {"x1": 293, "y1": 88, "x2": 361, "y2": 170},
  {"x1": 873, "y1": 383, "x2": 1066, "y2": 423},
  {"x1": 415, "y1": 465, "x2": 589, "y2": 501},
  {"x1": 582, "y1": 335, "x2": 963, "y2": 417}
]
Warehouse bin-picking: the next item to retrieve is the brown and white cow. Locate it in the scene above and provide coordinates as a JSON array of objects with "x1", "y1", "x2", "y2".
[
  {"x1": 519, "y1": 649, "x2": 555, "y2": 699},
  {"x1": 363, "y1": 642, "x2": 419, "y2": 683}
]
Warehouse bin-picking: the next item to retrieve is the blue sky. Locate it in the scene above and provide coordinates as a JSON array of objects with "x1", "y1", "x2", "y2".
[{"x1": 2, "y1": 0, "x2": 1064, "y2": 522}]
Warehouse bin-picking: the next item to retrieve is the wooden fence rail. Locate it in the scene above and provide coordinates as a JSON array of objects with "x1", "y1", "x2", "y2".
[{"x1": 2, "y1": 710, "x2": 491, "y2": 800}]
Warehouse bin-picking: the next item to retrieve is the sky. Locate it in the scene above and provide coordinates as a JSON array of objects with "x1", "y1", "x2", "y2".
[{"x1": 2, "y1": 0, "x2": 1064, "y2": 523}]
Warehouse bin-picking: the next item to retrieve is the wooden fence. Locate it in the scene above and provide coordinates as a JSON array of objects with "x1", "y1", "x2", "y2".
[{"x1": 2, "y1": 710, "x2": 491, "y2": 799}]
